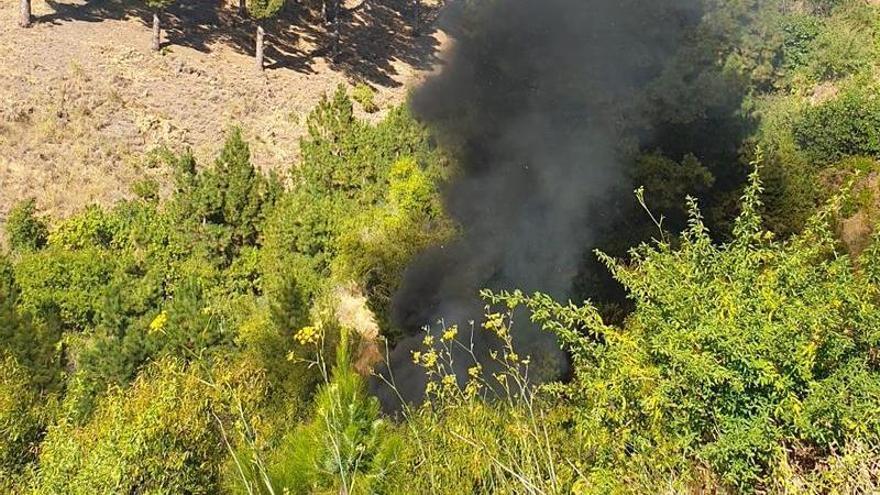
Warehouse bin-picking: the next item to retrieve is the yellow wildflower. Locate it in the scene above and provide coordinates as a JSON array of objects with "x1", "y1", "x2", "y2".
[
  {"x1": 422, "y1": 350, "x2": 438, "y2": 368},
  {"x1": 465, "y1": 381, "x2": 482, "y2": 397},
  {"x1": 468, "y1": 365, "x2": 482, "y2": 379},
  {"x1": 148, "y1": 311, "x2": 168, "y2": 335},
  {"x1": 442, "y1": 325, "x2": 458, "y2": 342},
  {"x1": 295, "y1": 326, "x2": 320, "y2": 346},
  {"x1": 484, "y1": 313, "x2": 509, "y2": 338}
]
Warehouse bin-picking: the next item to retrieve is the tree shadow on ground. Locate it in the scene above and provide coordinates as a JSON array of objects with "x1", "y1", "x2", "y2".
[
  {"x1": 321, "y1": 0, "x2": 443, "y2": 87},
  {"x1": 160, "y1": 0, "x2": 316, "y2": 74},
  {"x1": 36, "y1": 0, "x2": 444, "y2": 87},
  {"x1": 41, "y1": 0, "x2": 142, "y2": 24}
]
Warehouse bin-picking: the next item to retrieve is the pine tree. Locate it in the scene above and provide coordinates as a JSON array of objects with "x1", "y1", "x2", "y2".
[
  {"x1": 247, "y1": 0, "x2": 284, "y2": 71},
  {"x1": 144, "y1": 0, "x2": 175, "y2": 52},
  {"x1": 212, "y1": 127, "x2": 267, "y2": 248}
]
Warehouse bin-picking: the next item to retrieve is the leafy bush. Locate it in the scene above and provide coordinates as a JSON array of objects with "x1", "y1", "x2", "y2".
[
  {"x1": 333, "y1": 158, "x2": 454, "y2": 336},
  {"x1": 390, "y1": 398, "x2": 584, "y2": 494},
  {"x1": 131, "y1": 177, "x2": 160, "y2": 201},
  {"x1": 794, "y1": 84, "x2": 880, "y2": 164},
  {"x1": 752, "y1": 94, "x2": 823, "y2": 234},
  {"x1": 234, "y1": 301, "x2": 318, "y2": 424},
  {"x1": 380, "y1": 318, "x2": 587, "y2": 494},
  {"x1": 781, "y1": 14, "x2": 821, "y2": 72},
  {"x1": 0, "y1": 354, "x2": 44, "y2": 487},
  {"x1": 6, "y1": 199, "x2": 48, "y2": 252},
  {"x1": 352, "y1": 82, "x2": 379, "y2": 113},
  {"x1": 803, "y1": 2, "x2": 878, "y2": 81},
  {"x1": 14, "y1": 247, "x2": 115, "y2": 330},
  {"x1": 498, "y1": 170, "x2": 880, "y2": 491},
  {"x1": 631, "y1": 152, "x2": 715, "y2": 217},
  {"x1": 0, "y1": 263, "x2": 62, "y2": 394},
  {"x1": 47, "y1": 205, "x2": 124, "y2": 250},
  {"x1": 35, "y1": 358, "x2": 264, "y2": 495}
]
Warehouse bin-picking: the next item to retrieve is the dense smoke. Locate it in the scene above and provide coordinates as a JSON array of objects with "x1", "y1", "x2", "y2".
[{"x1": 374, "y1": 0, "x2": 710, "y2": 404}]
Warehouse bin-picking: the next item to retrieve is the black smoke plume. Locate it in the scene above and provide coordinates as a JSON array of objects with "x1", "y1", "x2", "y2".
[{"x1": 374, "y1": 0, "x2": 747, "y2": 405}]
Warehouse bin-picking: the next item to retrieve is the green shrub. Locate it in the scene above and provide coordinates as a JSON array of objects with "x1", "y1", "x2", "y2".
[
  {"x1": 0, "y1": 265, "x2": 62, "y2": 393},
  {"x1": 389, "y1": 398, "x2": 584, "y2": 495},
  {"x1": 781, "y1": 14, "x2": 821, "y2": 72},
  {"x1": 35, "y1": 358, "x2": 263, "y2": 495},
  {"x1": 759, "y1": 151, "x2": 822, "y2": 236},
  {"x1": 131, "y1": 177, "x2": 160, "y2": 201},
  {"x1": 333, "y1": 158, "x2": 454, "y2": 336},
  {"x1": 794, "y1": 84, "x2": 880, "y2": 164},
  {"x1": 750, "y1": 93, "x2": 823, "y2": 236},
  {"x1": 494, "y1": 169, "x2": 880, "y2": 491},
  {"x1": 804, "y1": 2, "x2": 878, "y2": 81},
  {"x1": 47, "y1": 205, "x2": 124, "y2": 250},
  {"x1": 14, "y1": 247, "x2": 115, "y2": 330},
  {"x1": 6, "y1": 199, "x2": 48, "y2": 252},
  {"x1": 0, "y1": 354, "x2": 44, "y2": 487},
  {"x1": 352, "y1": 82, "x2": 379, "y2": 113},
  {"x1": 382, "y1": 319, "x2": 586, "y2": 494},
  {"x1": 631, "y1": 152, "x2": 715, "y2": 214},
  {"x1": 234, "y1": 301, "x2": 318, "y2": 424}
]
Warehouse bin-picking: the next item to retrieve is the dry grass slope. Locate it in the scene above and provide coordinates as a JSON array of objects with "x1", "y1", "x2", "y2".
[{"x1": 0, "y1": 0, "x2": 446, "y2": 232}]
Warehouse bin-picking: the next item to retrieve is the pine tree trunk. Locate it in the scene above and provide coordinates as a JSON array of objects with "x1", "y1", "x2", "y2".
[
  {"x1": 151, "y1": 11, "x2": 161, "y2": 52},
  {"x1": 324, "y1": 0, "x2": 339, "y2": 24},
  {"x1": 19, "y1": 0, "x2": 31, "y2": 28},
  {"x1": 255, "y1": 23, "x2": 265, "y2": 71},
  {"x1": 331, "y1": 15, "x2": 339, "y2": 61},
  {"x1": 413, "y1": 0, "x2": 420, "y2": 36},
  {"x1": 238, "y1": 0, "x2": 246, "y2": 17}
]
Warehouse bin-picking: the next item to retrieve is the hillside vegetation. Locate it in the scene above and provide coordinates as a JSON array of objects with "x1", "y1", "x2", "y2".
[{"x1": 5, "y1": 0, "x2": 880, "y2": 494}]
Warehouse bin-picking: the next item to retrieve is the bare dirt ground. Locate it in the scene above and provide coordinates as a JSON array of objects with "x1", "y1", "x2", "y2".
[{"x1": 0, "y1": 0, "x2": 447, "y2": 229}]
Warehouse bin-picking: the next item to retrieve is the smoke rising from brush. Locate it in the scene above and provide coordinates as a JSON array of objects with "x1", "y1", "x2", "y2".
[{"x1": 375, "y1": 0, "x2": 714, "y2": 403}]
